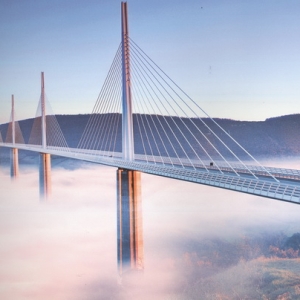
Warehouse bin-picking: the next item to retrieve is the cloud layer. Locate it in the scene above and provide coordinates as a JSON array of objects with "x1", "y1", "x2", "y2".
[{"x1": 0, "y1": 158, "x2": 300, "y2": 299}]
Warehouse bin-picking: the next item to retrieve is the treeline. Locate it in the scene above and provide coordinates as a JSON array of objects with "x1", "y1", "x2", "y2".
[
  {"x1": 1, "y1": 113, "x2": 300, "y2": 157},
  {"x1": 175, "y1": 232, "x2": 300, "y2": 271}
]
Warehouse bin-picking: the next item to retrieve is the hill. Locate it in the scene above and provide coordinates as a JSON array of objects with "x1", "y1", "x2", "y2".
[{"x1": 1, "y1": 113, "x2": 300, "y2": 157}]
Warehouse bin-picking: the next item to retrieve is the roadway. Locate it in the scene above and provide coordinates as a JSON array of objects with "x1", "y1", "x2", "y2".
[{"x1": 1, "y1": 142, "x2": 300, "y2": 204}]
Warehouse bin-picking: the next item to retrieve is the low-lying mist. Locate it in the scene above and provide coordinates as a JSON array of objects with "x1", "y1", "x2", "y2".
[{"x1": 0, "y1": 156, "x2": 300, "y2": 299}]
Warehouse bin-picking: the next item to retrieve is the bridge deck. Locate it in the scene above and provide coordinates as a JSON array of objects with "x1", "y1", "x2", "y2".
[{"x1": 1, "y1": 143, "x2": 300, "y2": 204}]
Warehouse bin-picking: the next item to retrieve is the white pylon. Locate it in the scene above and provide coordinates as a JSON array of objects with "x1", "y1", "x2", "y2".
[
  {"x1": 121, "y1": 2, "x2": 134, "y2": 161},
  {"x1": 41, "y1": 72, "x2": 47, "y2": 149}
]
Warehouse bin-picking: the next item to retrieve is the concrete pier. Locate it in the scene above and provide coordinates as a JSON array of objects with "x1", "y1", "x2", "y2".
[
  {"x1": 39, "y1": 153, "x2": 51, "y2": 199},
  {"x1": 117, "y1": 168, "x2": 144, "y2": 275},
  {"x1": 10, "y1": 148, "x2": 19, "y2": 178}
]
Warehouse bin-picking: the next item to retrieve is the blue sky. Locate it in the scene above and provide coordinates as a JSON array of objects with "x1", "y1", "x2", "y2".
[{"x1": 1, "y1": 0, "x2": 299, "y2": 123}]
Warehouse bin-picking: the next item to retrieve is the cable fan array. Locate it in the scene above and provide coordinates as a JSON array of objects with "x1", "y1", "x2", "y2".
[
  {"x1": 28, "y1": 96, "x2": 69, "y2": 151},
  {"x1": 77, "y1": 45, "x2": 123, "y2": 156},
  {"x1": 4, "y1": 112, "x2": 25, "y2": 145},
  {"x1": 76, "y1": 37, "x2": 277, "y2": 181},
  {"x1": 130, "y1": 38, "x2": 235, "y2": 167},
  {"x1": 0, "y1": 36, "x2": 278, "y2": 183}
]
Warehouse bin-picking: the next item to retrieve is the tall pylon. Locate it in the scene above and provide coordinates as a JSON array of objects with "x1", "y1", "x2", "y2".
[
  {"x1": 11, "y1": 95, "x2": 15, "y2": 146},
  {"x1": 41, "y1": 72, "x2": 47, "y2": 150},
  {"x1": 121, "y1": 1, "x2": 134, "y2": 161},
  {"x1": 10, "y1": 95, "x2": 19, "y2": 178},
  {"x1": 117, "y1": 2, "x2": 144, "y2": 277},
  {"x1": 39, "y1": 72, "x2": 51, "y2": 199}
]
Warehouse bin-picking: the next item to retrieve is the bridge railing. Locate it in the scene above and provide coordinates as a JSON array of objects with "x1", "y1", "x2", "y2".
[
  {"x1": 2, "y1": 140, "x2": 300, "y2": 182},
  {"x1": 1, "y1": 140, "x2": 300, "y2": 204},
  {"x1": 87, "y1": 156, "x2": 300, "y2": 204}
]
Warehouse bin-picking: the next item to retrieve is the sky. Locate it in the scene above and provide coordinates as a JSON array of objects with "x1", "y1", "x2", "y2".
[{"x1": 0, "y1": 0, "x2": 300, "y2": 124}]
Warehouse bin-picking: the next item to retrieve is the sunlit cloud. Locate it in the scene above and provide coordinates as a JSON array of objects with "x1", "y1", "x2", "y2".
[{"x1": 0, "y1": 159, "x2": 300, "y2": 299}]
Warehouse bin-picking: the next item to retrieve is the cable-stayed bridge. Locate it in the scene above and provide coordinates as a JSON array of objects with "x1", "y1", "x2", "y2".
[{"x1": 0, "y1": 2, "x2": 299, "y2": 275}]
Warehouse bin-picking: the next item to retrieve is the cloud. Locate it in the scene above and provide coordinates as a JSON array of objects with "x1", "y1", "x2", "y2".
[{"x1": 0, "y1": 159, "x2": 300, "y2": 299}]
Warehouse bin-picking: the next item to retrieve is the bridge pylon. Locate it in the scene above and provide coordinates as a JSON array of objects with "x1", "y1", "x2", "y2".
[
  {"x1": 10, "y1": 148, "x2": 19, "y2": 178},
  {"x1": 39, "y1": 153, "x2": 51, "y2": 198},
  {"x1": 117, "y1": 3, "x2": 144, "y2": 277},
  {"x1": 10, "y1": 95, "x2": 19, "y2": 178},
  {"x1": 39, "y1": 72, "x2": 52, "y2": 199},
  {"x1": 121, "y1": 1, "x2": 134, "y2": 161},
  {"x1": 117, "y1": 168, "x2": 144, "y2": 275}
]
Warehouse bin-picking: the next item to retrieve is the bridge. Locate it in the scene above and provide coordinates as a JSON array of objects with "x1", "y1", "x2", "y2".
[{"x1": 1, "y1": 2, "x2": 300, "y2": 276}]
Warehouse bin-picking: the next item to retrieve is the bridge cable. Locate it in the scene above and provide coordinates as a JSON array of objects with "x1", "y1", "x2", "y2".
[
  {"x1": 130, "y1": 41, "x2": 221, "y2": 171},
  {"x1": 132, "y1": 72, "x2": 158, "y2": 164},
  {"x1": 97, "y1": 47, "x2": 122, "y2": 154},
  {"x1": 77, "y1": 45, "x2": 119, "y2": 150},
  {"x1": 43, "y1": 97, "x2": 69, "y2": 150},
  {"x1": 131, "y1": 43, "x2": 219, "y2": 172},
  {"x1": 131, "y1": 62, "x2": 170, "y2": 165},
  {"x1": 5, "y1": 111, "x2": 25, "y2": 145},
  {"x1": 129, "y1": 38, "x2": 279, "y2": 182},
  {"x1": 129, "y1": 38, "x2": 272, "y2": 179},
  {"x1": 130, "y1": 52, "x2": 184, "y2": 167},
  {"x1": 83, "y1": 45, "x2": 121, "y2": 153},
  {"x1": 82, "y1": 47, "x2": 121, "y2": 151},
  {"x1": 131, "y1": 42, "x2": 218, "y2": 172},
  {"x1": 78, "y1": 44, "x2": 122, "y2": 155},
  {"x1": 130, "y1": 39, "x2": 242, "y2": 175}
]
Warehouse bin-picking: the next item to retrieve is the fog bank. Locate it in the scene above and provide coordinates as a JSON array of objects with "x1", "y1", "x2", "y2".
[{"x1": 0, "y1": 158, "x2": 300, "y2": 299}]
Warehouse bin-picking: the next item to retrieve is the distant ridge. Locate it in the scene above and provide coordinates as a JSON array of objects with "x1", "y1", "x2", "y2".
[{"x1": 0, "y1": 114, "x2": 300, "y2": 157}]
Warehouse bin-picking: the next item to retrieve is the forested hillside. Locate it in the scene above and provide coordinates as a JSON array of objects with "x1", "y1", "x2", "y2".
[{"x1": 1, "y1": 114, "x2": 300, "y2": 157}]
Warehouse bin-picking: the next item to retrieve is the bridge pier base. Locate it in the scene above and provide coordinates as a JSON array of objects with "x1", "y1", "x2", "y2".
[
  {"x1": 117, "y1": 168, "x2": 144, "y2": 276},
  {"x1": 10, "y1": 148, "x2": 19, "y2": 178},
  {"x1": 39, "y1": 153, "x2": 51, "y2": 199}
]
